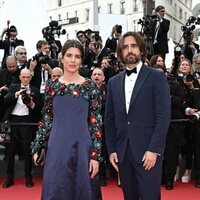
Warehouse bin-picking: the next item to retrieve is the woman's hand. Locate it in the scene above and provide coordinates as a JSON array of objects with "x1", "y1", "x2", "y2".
[
  {"x1": 33, "y1": 152, "x2": 45, "y2": 166},
  {"x1": 89, "y1": 159, "x2": 99, "y2": 179}
]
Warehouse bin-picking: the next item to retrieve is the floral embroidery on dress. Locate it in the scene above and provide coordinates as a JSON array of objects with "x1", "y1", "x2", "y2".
[{"x1": 31, "y1": 78, "x2": 102, "y2": 161}]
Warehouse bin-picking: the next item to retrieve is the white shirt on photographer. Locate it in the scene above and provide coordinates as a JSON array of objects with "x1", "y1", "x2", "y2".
[{"x1": 11, "y1": 84, "x2": 30, "y2": 116}]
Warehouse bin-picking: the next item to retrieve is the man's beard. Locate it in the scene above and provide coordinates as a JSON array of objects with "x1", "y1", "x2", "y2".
[{"x1": 124, "y1": 55, "x2": 140, "y2": 65}]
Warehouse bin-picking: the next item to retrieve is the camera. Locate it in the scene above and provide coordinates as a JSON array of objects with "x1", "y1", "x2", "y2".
[
  {"x1": 92, "y1": 31, "x2": 101, "y2": 49},
  {"x1": 0, "y1": 88, "x2": 7, "y2": 98},
  {"x1": 33, "y1": 52, "x2": 50, "y2": 65},
  {"x1": 183, "y1": 74, "x2": 195, "y2": 82},
  {"x1": 107, "y1": 52, "x2": 118, "y2": 66},
  {"x1": 181, "y1": 16, "x2": 200, "y2": 43},
  {"x1": 0, "y1": 121, "x2": 11, "y2": 144},
  {"x1": 42, "y1": 20, "x2": 66, "y2": 44},
  {"x1": 5, "y1": 25, "x2": 17, "y2": 38},
  {"x1": 20, "y1": 88, "x2": 32, "y2": 106},
  {"x1": 189, "y1": 111, "x2": 200, "y2": 123},
  {"x1": 138, "y1": 14, "x2": 158, "y2": 35},
  {"x1": 182, "y1": 25, "x2": 196, "y2": 42}
]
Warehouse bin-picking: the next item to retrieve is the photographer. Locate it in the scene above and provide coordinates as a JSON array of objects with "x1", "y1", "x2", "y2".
[
  {"x1": 0, "y1": 25, "x2": 24, "y2": 68},
  {"x1": 28, "y1": 40, "x2": 58, "y2": 94},
  {"x1": 151, "y1": 5, "x2": 170, "y2": 60},
  {"x1": 105, "y1": 24, "x2": 122, "y2": 52},
  {"x1": 76, "y1": 30, "x2": 91, "y2": 76},
  {"x1": 42, "y1": 21, "x2": 65, "y2": 60},
  {"x1": 174, "y1": 58, "x2": 200, "y2": 187},
  {"x1": 2, "y1": 68, "x2": 42, "y2": 188},
  {"x1": 181, "y1": 31, "x2": 199, "y2": 63},
  {"x1": 87, "y1": 32, "x2": 111, "y2": 71}
]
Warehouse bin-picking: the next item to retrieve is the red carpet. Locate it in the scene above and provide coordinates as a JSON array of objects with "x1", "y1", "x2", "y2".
[{"x1": 0, "y1": 178, "x2": 199, "y2": 200}]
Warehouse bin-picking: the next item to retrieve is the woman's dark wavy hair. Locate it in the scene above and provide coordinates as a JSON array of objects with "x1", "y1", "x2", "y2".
[
  {"x1": 117, "y1": 31, "x2": 147, "y2": 64},
  {"x1": 61, "y1": 39, "x2": 85, "y2": 61}
]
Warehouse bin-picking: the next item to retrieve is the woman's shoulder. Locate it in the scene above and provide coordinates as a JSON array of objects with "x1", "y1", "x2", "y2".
[
  {"x1": 82, "y1": 78, "x2": 96, "y2": 89},
  {"x1": 45, "y1": 78, "x2": 60, "y2": 96}
]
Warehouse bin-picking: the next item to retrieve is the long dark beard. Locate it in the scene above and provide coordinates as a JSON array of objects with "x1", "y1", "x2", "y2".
[{"x1": 125, "y1": 56, "x2": 140, "y2": 65}]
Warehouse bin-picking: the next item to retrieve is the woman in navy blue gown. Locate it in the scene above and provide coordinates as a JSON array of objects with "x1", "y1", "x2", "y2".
[{"x1": 32, "y1": 39, "x2": 102, "y2": 200}]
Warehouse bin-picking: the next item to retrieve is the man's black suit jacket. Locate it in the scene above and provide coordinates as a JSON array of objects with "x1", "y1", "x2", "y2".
[{"x1": 151, "y1": 18, "x2": 170, "y2": 55}]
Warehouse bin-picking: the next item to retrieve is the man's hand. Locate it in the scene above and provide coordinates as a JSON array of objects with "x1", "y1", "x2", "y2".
[
  {"x1": 28, "y1": 96, "x2": 35, "y2": 109},
  {"x1": 0, "y1": 85, "x2": 8, "y2": 92},
  {"x1": 29, "y1": 58, "x2": 37, "y2": 72},
  {"x1": 155, "y1": 12, "x2": 162, "y2": 21},
  {"x1": 109, "y1": 152, "x2": 119, "y2": 172},
  {"x1": 15, "y1": 90, "x2": 21, "y2": 98},
  {"x1": 142, "y1": 151, "x2": 158, "y2": 170},
  {"x1": 89, "y1": 159, "x2": 99, "y2": 179},
  {"x1": 42, "y1": 64, "x2": 52, "y2": 75},
  {"x1": 186, "y1": 108, "x2": 198, "y2": 115}
]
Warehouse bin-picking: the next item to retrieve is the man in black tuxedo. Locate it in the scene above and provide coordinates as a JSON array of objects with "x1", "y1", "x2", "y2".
[
  {"x1": 105, "y1": 32, "x2": 171, "y2": 200},
  {"x1": 151, "y1": 5, "x2": 170, "y2": 60},
  {"x1": 2, "y1": 68, "x2": 42, "y2": 188},
  {"x1": 0, "y1": 25, "x2": 24, "y2": 68}
]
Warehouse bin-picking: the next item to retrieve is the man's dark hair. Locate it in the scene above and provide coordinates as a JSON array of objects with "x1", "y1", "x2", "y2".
[
  {"x1": 117, "y1": 31, "x2": 147, "y2": 64},
  {"x1": 155, "y1": 5, "x2": 165, "y2": 12},
  {"x1": 76, "y1": 30, "x2": 85, "y2": 38},
  {"x1": 36, "y1": 40, "x2": 49, "y2": 49}
]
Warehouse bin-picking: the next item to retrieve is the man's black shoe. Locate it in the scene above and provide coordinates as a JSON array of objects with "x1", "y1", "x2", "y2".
[
  {"x1": 26, "y1": 179, "x2": 34, "y2": 187},
  {"x1": 195, "y1": 180, "x2": 200, "y2": 188},
  {"x1": 2, "y1": 179, "x2": 14, "y2": 188},
  {"x1": 165, "y1": 181, "x2": 174, "y2": 190}
]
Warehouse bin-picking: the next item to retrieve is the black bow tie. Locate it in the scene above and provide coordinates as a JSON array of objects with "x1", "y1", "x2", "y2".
[{"x1": 126, "y1": 68, "x2": 137, "y2": 76}]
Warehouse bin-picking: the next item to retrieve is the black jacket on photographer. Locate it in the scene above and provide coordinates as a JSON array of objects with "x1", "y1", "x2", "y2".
[{"x1": 0, "y1": 26, "x2": 24, "y2": 68}]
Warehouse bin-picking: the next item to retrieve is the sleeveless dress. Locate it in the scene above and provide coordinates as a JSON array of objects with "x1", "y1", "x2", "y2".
[{"x1": 32, "y1": 78, "x2": 102, "y2": 200}]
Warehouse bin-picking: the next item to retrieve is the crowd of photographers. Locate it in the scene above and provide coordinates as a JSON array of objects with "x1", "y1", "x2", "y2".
[{"x1": 0, "y1": 4, "x2": 200, "y2": 191}]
